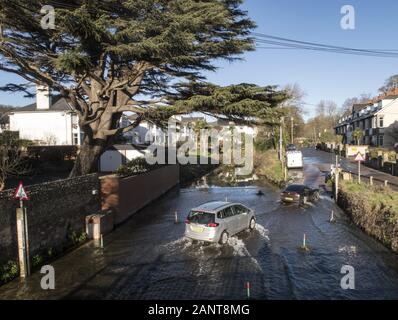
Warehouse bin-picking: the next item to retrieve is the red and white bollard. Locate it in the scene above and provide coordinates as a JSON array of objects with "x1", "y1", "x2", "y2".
[{"x1": 245, "y1": 282, "x2": 251, "y2": 299}]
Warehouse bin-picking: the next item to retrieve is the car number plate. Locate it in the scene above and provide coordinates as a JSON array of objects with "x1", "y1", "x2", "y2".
[
  {"x1": 285, "y1": 197, "x2": 293, "y2": 201},
  {"x1": 191, "y1": 226, "x2": 204, "y2": 233}
]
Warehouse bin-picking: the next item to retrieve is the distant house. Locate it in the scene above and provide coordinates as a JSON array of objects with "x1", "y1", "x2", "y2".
[
  {"x1": 123, "y1": 115, "x2": 207, "y2": 145},
  {"x1": 122, "y1": 115, "x2": 165, "y2": 145},
  {"x1": 209, "y1": 119, "x2": 258, "y2": 138},
  {"x1": 99, "y1": 144, "x2": 148, "y2": 172},
  {"x1": 335, "y1": 89, "x2": 398, "y2": 148},
  {"x1": 9, "y1": 85, "x2": 82, "y2": 146},
  {"x1": 121, "y1": 114, "x2": 258, "y2": 148}
]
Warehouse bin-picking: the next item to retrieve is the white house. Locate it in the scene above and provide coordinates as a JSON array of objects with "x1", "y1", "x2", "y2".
[
  {"x1": 335, "y1": 88, "x2": 398, "y2": 148},
  {"x1": 209, "y1": 119, "x2": 258, "y2": 138},
  {"x1": 9, "y1": 85, "x2": 83, "y2": 145},
  {"x1": 122, "y1": 115, "x2": 165, "y2": 145},
  {"x1": 123, "y1": 114, "x2": 207, "y2": 145},
  {"x1": 99, "y1": 144, "x2": 148, "y2": 172}
]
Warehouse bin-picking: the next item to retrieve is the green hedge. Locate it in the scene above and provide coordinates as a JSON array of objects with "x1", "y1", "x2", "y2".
[{"x1": 27, "y1": 146, "x2": 78, "y2": 161}]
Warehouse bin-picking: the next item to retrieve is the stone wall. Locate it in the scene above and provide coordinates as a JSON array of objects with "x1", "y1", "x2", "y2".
[{"x1": 0, "y1": 174, "x2": 100, "y2": 265}]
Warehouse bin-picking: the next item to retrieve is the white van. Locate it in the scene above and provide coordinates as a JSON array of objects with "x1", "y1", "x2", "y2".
[{"x1": 286, "y1": 151, "x2": 303, "y2": 169}]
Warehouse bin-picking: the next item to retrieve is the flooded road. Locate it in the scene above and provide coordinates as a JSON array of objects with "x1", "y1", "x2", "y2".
[{"x1": 1, "y1": 148, "x2": 398, "y2": 300}]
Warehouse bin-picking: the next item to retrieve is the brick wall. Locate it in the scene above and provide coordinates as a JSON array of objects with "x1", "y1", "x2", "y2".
[
  {"x1": 0, "y1": 174, "x2": 100, "y2": 264},
  {"x1": 100, "y1": 165, "x2": 180, "y2": 225}
]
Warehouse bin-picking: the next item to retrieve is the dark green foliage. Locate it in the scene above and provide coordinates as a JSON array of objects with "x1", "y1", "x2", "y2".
[
  {"x1": 171, "y1": 83, "x2": 288, "y2": 125},
  {"x1": 0, "y1": 260, "x2": 18, "y2": 284},
  {"x1": 0, "y1": 0, "x2": 288, "y2": 175},
  {"x1": 0, "y1": 131, "x2": 19, "y2": 146},
  {"x1": 27, "y1": 146, "x2": 78, "y2": 161}
]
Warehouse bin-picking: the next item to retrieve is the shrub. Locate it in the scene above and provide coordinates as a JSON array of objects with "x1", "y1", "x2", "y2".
[
  {"x1": 116, "y1": 157, "x2": 161, "y2": 177},
  {"x1": 27, "y1": 146, "x2": 78, "y2": 161},
  {"x1": 254, "y1": 139, "x2": 274, "y2": 152},
  {"x1": 32, "y1": 254, "x2": 43, "y2": 268},
  {"x1": 254, "y1": 149, "x2": 284, "y2": 186},
  {"x1": 0, "y1": 260, "x2": 18, "y2": 283}
]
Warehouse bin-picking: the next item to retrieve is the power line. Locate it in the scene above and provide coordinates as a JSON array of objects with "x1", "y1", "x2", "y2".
[
  {"x1": 254, "y1": 32, "x2": 398, "y2": 55},
  {"x1": 253, "y1": 32, "x2": 398, "y2": 58},
  {"x1": 7, "y1": 1, "x2": 398, "y2": 59},
  {"x1": 255, "y1": 38, "x2": 398, "y2": 58}
]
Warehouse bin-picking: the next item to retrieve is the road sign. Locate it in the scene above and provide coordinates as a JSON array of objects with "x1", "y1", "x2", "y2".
[
  {"x1": 354, "y1": 152, "x2": 365, "y2": 162},
  {"x1": 14, "y1": 181, "x2": 29, "y2": 201}
]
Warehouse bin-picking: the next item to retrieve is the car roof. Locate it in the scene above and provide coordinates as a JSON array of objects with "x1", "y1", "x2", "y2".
[
  {"x1": 286, "y1": 184, "x2": 307, "y2": 190},
  {"x1": 192, "y1": 201, "x2": 240, "y2": 213}
]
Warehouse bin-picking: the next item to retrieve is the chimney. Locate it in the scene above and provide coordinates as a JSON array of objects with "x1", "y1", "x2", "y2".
[{"x1": 36, "y1": 85, "x2": 51, "y2": 110}]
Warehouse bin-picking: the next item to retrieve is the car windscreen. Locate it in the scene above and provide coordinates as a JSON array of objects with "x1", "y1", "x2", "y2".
[
  {"x1": 285, "y1": 185, "x2": 304, "y2": 192},
  {"x1": 188, "y1": 211, "x2": 215, "y2": 224}
]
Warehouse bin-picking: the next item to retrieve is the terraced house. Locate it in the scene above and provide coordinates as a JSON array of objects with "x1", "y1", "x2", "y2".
[{"x1": 335, "y1": 89, "x2": 398, "y2": 148}]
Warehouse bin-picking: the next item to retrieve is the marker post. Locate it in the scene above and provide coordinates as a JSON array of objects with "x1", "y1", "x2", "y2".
[
  {"x1": 354, "y1": 152, "x2": 365, "y2": 184},
  {"x1": 14, "y1": 182, "x2": 30, "y2": 277}
]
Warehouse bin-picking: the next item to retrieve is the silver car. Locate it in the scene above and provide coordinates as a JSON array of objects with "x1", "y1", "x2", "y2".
[{"x1": 185, "y1": 201, "x2": 256, "y2": 245}]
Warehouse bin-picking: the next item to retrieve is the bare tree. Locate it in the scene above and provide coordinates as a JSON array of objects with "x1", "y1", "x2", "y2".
[
  {"x1": 316, "y1": 100, "x2": 340, "y2": 124},
  {"x1": 379, "y1": 74, "x2": 398, "y2": 93},
  {"x1": 342, "y1": 93, "x2": 372, "y2": 115},
  {"x1": 280, "y1": 83, "x2": 307, "y2": 109},
  {"x1": 43, "y1": 133, "x2": 58, "y2": 146},
  {"x1": 0, "y1": 147, "x2": 30, "y2": 191}
]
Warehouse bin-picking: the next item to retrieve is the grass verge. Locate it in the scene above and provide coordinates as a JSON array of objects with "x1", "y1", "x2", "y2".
[
  {"x1": 254, "y1": 149, "x2": 285, "y2": 187},
  {"x1": 338, "y1": 180, "x2": 398, "y2": 251}
]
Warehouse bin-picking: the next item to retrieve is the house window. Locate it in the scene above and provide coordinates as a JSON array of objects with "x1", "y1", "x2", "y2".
[
  {"x1": 73, "y1": 133, "x2": 79, "y2": 145},
  {"x1": 379, "y1": 135, "x2": 384, "y2": 147},
  {"x1": 379, "y1": 117, "x2": 384, "y2": 128}
]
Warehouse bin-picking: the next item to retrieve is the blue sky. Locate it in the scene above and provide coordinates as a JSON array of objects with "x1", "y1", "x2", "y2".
[{"x1": 2, "y1": 0, "x2": 398, "y2": 120}]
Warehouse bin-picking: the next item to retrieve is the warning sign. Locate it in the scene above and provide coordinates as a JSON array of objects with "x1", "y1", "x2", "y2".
[
  {"x1": 354, "y1": 152, "x2": 365, "y2": 162},
  {"x1": 14, "y1": 181, "x2": 29, "y2": 201}
]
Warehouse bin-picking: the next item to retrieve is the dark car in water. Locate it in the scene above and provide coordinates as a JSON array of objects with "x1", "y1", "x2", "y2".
[
  {"x1": 281, "y1": 184, "x2": 320, "y2": 205},
  {"x1": 286, "y1": 144, "x2": 297, "y2": 151}
]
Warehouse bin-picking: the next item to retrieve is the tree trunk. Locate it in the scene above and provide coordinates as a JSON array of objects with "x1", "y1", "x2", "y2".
[{"x1": 69, "y1": 137, "x2": 107, "y2": 177}]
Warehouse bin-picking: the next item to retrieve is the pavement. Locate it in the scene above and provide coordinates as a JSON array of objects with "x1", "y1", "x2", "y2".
[{"x1": 311, "y1": 149, "x2": 398, "y2": 190}]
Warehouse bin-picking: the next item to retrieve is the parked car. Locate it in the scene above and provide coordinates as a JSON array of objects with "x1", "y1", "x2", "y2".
[
  {"x1": 185, "y1": 201, "x2": 256, "y2": 245},
  {"x1": 280, "y1": 184, "x2": 320, "y2": 205},
  {"x1": 286, "y1": 150, "x2": 303, "y2": 169},
  {"x1": 286, "y1": 144, "x2": 297, "y2": 151}
]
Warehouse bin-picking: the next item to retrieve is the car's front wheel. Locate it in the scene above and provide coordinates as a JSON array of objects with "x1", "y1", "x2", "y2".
[
  {"x1": 219, "y1": 231, "x2": 229, "y2": 245},
  {"x1": 249, "y1": 218, "x2": 256, "y2": 231},
  {"x1": 300, "y1": 196, "x2": 308, "y2": 205}
]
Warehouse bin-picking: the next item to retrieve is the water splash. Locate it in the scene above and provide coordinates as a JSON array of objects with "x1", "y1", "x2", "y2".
[
  {"x1": 338, "y1": 245, "x2": 357, "y2": 256},
  {"x1": 255, "y1": 223, "x2": 270, "y2": 241}
]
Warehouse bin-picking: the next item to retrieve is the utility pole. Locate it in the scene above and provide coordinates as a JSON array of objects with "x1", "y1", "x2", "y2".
[
  {"x1": 279, "y1": 117, "x2": 284, "y2": 161},
  {"x1": 279, "y1": 117, "x2": 286, "y2": 179},
  {"x1": 290, "y1": 117, "x2": 294, "y2": 144},
  {"x1": 313, "y1": 127, "x2": 316, "y2": 146},
  {"x1": 335, "y1": 154, "x2": 339, "y2": 202}
]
